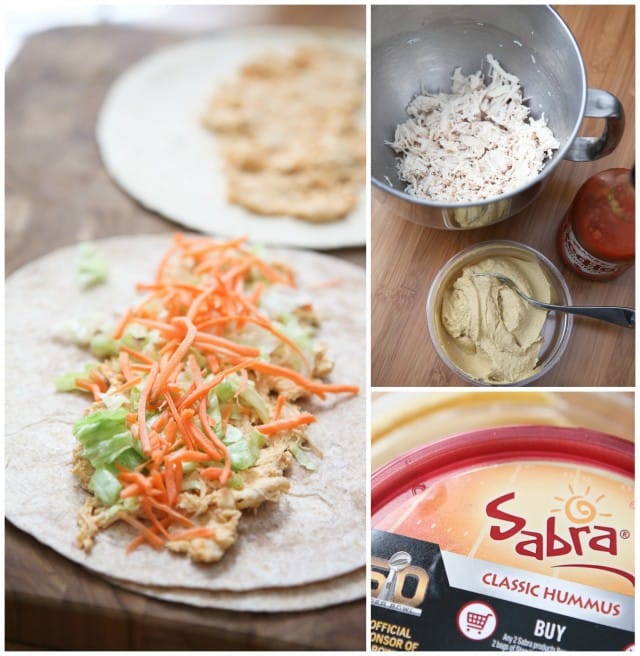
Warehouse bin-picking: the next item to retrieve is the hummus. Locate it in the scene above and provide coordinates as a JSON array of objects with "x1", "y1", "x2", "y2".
[
  {"x1": 203, "y1": 45, "x2": 365, "y2": 223},
  {"x1": 440, "y1": 255, "x2": 551, "y2": 383}
]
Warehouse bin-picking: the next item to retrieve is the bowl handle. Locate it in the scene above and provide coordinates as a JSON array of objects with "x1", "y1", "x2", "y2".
[{"x1": 564, "y1": 89, "x2": 625, "y2": 162}]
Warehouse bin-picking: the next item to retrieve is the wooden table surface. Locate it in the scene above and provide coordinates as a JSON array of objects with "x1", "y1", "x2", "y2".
[
  {"x1": 5, "y1": 7, "x2": 365, "y2": 651},
  {"x1": 372, "y1": 5, "x2": 635, "y2": 387}
]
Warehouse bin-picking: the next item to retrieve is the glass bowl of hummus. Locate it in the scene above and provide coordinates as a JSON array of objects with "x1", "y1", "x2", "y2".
[{"x1": 426, "y1": 240, "x2": 572, "y2": 385}]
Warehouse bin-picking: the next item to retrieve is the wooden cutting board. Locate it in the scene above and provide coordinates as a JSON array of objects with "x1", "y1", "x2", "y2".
[
  {"x1": 372, "y1": 5, "x2": 635, "y2": 387},
  {"x1": 5, "y1": 14, "x2": 365, "y2": 652}
]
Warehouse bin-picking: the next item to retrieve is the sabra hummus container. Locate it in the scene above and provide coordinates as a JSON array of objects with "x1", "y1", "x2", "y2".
[{"x1": 371, "y1": 426, "x2": 634, "y2": 652}]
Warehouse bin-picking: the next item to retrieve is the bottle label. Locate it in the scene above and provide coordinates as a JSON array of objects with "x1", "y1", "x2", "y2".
[{"x1": 560, "y1": 219, "x2": 627, "y2": 277}]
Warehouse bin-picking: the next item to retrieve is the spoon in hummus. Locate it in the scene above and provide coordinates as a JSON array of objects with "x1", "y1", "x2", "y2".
[{"x1": 473, "y1": 273, "x2": 635, "y2": 328}]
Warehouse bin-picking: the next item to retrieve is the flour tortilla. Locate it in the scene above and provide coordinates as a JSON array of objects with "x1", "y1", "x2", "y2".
[
  {"x1": 97, "y1": 27, "x2": 365, "y2": 249},
  {"x1": 107, "y1": 567, "x2": 365, "y2": 612},
  {"x1": 6, "y1": 235, "x2": 365, "y2": 592}
]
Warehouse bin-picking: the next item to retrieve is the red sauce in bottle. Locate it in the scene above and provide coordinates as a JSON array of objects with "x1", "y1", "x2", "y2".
[{"x1": 558, "y1": 168, "x2": 635, "y2": 280}]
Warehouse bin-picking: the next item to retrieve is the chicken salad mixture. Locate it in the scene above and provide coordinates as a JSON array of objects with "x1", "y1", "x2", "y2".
[{"x1": 56, "y1": 234, "x2": 358, "y2": 562}]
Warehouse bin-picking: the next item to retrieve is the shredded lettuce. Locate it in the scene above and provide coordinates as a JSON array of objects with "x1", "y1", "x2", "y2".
[
  {"x1": 54, "y1": 362, "x2": 100, "y2": 392},
  {"x1": 290, "y1": 443, "x2": 319, "y2": 471},
  {"x1": 226, "y1": 474, "x2": 244, "y2": 490},
  {"x1": 223, "y1": 429, "x2": 265, "y2": 471},
  {"x1": 237, "y1": 380, "x2": 271, "y2": 423},
  {"x1": 120, "y1": 323, "x2": 162, "y2": 357},
  {"x1": 77, "y1": 243, "x2": 108, "y2": 289},
  {"x1": 206, "y1": 392, "x2": 224, "y2": 440},
  {"x1": 115, "y1": 447, "x2": 146, "y2": 470},
  {"x1": 53, "y1": 314, "x2": 110, "y2": 347},
  {"x1": 88, "y1": 466, "x2": 122, "y2": 506},
  {"x1": 216, "y1": 374, "x2": 270, "y2": 423},
  {"x1": 181, "y1": 460, "x2": 199, "y2": 475},
  {"x1": 98, "y1": 392, "x2": 128, "y2": 411},
  {"x1": 273, "y1": 314, "x2": 313, "y2": 371},
  {"x1": 224, "y1": 424, "x2": 244, "y2": 444},
  {"x1": 89, "y1": 333, "x2": 119, "y2": 358},
  {"x1": 213, "y1": 378, "x2": 237, "y2": 403},
  {"x1": 53, "y1": 313, "x2": 117, "y2": 359},
  {"x1": 103, "y1": 496, "x2": 140, "y2": 520},
  {"x1": 73, "y1": 408, "x2": 144, "y2": 469}
]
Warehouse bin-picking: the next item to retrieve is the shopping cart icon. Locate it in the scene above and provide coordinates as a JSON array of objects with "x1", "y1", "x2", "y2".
[
  {"x1": 466, "y1": 611, "x2": 491, "y2": 635},
  {"x1": 457, "y1": 601, "x2": 497, "y2": 641}
]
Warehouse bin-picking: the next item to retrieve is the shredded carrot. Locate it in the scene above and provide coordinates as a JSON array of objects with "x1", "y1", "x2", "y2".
[
  {"x1": 220, "y1": 404, "x2": 233, "y2": 431},
  {"x1": 272, "y1": 394, "x2": 286, "y2": 421},
  {"x1": 206, "y1": 353, "x2": 220, "y2": 374},
  {"x1": 112, "y1": 308, "x2": 133, "y2": 340},
  {"x1": 251, "y1": 361, "x2": 359, "y2": 398},
  {"x1": 118, "y1": 344, "x2": 157, "y2": 365},
  {"x1": 129, "y1": 363, "x2": 152, "y2": 372},
  {"x1": 200, "y1": 467, "x2": 223, "y2": 480},
  {"x1": 177, "y1": 358, "x2": 255, "y2": 410},
  {"x1": 164, "y1": 418, "x2": 177, "y2": 444},
  {"x1": 248, "y1": 281, "x2": 265, "y2": 305},
  {"x1": 147, "y1": 498, "x2": 193, "y2": 527},
  {"x1": 140, "y1": 498, "x2": 170, "y2": 539},
  {"x1": 164, "y1": 392, "x2": 194, "y2": 450},
  {"x1": 194, "y1": 332, "x2": 261, "y2": 357},
  {"x1": 118, "y1": 470, "x2": 153, "y2": 494},
  {"x1": 137, "y1": 361, "x2": 159, "y2": 455},
  {"x1": 110, "y1": 375, "x2": 144, "y2": 397},
  {"x1": 75, "y1": 378, "x2": 102, "y2": 401},
  {"x1": 197, "y1": 314, "x2": 311, "y2": 372},
  {"x1": 89, "y1": 368, "x2": 109, "y2": 393},
  {"x1": 168, "y1": 527, "x2": 216, "y2": 541},
  {"x1": 186, "y1": 421, "x2": 223, "y2": 460},
  {"x1": 118, "y1": 512, "x2": 164, "y2": 550},
  {"x1": 120, "y1": 483, "x2": 140, "y2": 499},
  {"x1": 255, "y1": 413, "x2": 317, "y2": 436},
  {"x1": 118, "y1": 350, "x2": 133, "y2": 382},
  {"x1": 151, "y1": 410, "x2": 170, "y2": 432},
  {"x1": 150, "y1": 317, "x2": 197, "y2": 399}
]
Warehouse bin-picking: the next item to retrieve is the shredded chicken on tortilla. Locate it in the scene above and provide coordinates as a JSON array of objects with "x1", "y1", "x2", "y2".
[
  {"x1": 202, "y1": 45, "x2": 365, "y2": 223},
  {"x1": 61, "y1": 234, "x2": 358, "y2": 562},
  {"x1": 389, "y1": 54, "x2": 559, "y2": 202}
]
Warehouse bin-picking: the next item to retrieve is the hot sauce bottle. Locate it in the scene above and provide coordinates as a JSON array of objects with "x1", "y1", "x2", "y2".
[{"x1": 558, "y1": 168, "x2": 635, "y2": 280}]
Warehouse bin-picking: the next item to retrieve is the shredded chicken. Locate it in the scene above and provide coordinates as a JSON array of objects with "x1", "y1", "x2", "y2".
[
  {"x1": 76, "y1": 496, "x2": 122, "y2": 551},
  {"x1": 389, "y1": 54, "x2": 559, "y2": 202},
  {"x1": 168, "y1": 488, "x2": 242, "y2": 562}
]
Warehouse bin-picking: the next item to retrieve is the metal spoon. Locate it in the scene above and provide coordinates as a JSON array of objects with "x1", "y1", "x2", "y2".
[{"x1": 473, "y1": 273, "x2": 635, "y2": 328}]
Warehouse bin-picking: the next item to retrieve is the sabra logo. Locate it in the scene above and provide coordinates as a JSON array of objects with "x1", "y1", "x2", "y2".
[{"x1": 486, "y1": 485, "x2": 619, "y2": 561}]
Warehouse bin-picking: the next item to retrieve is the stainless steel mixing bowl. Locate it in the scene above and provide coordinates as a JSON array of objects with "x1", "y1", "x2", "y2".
[{"x1": 372, "y1": 5, "x2": 625, "y2": 229}]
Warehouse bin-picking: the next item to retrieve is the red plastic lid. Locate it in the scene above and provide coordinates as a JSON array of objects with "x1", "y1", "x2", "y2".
[{"x1": 372, "y1": 425, "x2": 634, "y2": 521}]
